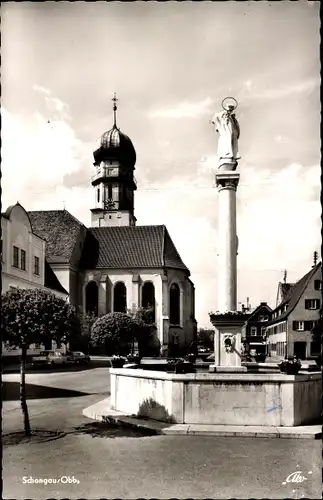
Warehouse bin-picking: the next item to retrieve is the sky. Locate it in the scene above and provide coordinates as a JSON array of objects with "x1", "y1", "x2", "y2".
[{"x1": 1, "y1": 1, "x2": 321, "y2": 327}]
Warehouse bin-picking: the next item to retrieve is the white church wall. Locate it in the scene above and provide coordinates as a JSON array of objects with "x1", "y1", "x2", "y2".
[{"x1": 166, "y1": 268, "x2": 196, "y2": 352}]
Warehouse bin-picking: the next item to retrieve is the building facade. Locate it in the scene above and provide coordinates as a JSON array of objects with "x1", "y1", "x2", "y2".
[
  {"x1": 26, "y1": 99, "x2": 197, "y2": 355},
  {"x1": 242, "y1": 302, "x2": 272, "y2": 354},
  {"x1": 266, "y1": 262, "x2": 322, "y2": 359},
  {"x1": 1, "y1": 203, "x2": 67, "y2": 298}
]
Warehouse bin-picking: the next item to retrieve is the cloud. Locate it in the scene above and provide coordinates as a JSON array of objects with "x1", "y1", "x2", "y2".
[
  {"x1": 33, "y1": 84, "x2": 51, "y2": 95},
  {"x1": 1, "y1": 106, "x2": 89, "y2": 211},
  {"x1": 248, "y1": 79, "x2": 319, "y2": 102},
  {"x1": 33, "y1": 84, "x2": 71, "y2": 120},
  {"x1": 149, "y1": 97, "x2": 214, "y2": 119}
]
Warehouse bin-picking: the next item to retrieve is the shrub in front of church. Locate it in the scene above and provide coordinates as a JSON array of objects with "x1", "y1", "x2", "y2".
[
  {"x1": 2, "y1": 287, "x2": 78, "y2": 437},
  {"x1": 128, "y1": 306, "x2": 159, "y2": 357},
  {"x1": 91, "y1": 312, "x2": 137, "y2": 356}
]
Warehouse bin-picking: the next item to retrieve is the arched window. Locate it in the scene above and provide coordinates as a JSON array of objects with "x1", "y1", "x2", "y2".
[
  {"x1": 97, "y1": 188, "x2": 100, "y2": 203},
  {"x1": 141, "y1": 282, "x2": 155, "y2": 323},
  {"x1": 169, "y1": 283, "x2": 180, "y2": 325},
  {"x1": 114, "y1": 282, "x2": 127, "y2": 313},
  {"x1": 86, "y1": 281, "x2": 98, "y2": 316}
]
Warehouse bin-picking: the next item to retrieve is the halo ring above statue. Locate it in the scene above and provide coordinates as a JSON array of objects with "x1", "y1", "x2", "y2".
[{"x1": 221, "y1": 97, "x2": 238, "y2": 112}]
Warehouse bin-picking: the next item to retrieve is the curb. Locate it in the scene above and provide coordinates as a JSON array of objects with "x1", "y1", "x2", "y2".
[{"x1": 82, "y1": 402, "x2": 322, "y2": 440}]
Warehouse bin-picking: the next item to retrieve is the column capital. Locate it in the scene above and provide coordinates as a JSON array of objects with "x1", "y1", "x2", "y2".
[{"x1": 215, "y1": 171, "x2": 240, "y2": 191}]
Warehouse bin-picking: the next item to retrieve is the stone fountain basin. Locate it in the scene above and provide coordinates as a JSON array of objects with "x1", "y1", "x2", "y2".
[{"x1": 110, "y1": 368, "x2": 321, "y2": 427}]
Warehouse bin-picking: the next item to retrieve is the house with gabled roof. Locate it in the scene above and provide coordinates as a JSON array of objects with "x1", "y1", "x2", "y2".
[
  {"x1": 266, "y1": 261, "x2": 322, "y2": 359},
  {"x1": 25, "y1": 99, "x2": 197, "y2": 355},
  {"x1": 241, "y1": 301, "x2": 272, "y2": 355},
  {"x1": 1, "y1": 203, "x2": 68, "y2": 298}
]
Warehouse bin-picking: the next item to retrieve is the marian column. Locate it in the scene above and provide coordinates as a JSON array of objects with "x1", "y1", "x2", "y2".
[{"x1": 209, "y1": 98, "x2": 247, "y2": 372}]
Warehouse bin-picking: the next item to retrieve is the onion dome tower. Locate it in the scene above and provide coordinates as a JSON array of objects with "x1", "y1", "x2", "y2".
[{"x1": 91, "y1": 94, "x2": 137, "y2": 227}]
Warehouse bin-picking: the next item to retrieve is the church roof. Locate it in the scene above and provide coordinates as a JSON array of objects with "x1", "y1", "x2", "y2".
[
  {"x1": 28, "y1": 209, "x2": 189, "y2": 273},
  {"x1": 28, "y1": 210, "x2": 86, "y2": 264},
  {"x1": 81, "y1": 225, "x2": 189, "y2": 273}
]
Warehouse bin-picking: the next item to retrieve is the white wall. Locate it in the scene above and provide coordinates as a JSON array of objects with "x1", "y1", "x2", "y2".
[
  {"x1": 2, "y1": 205, "x2": 45, "y2": 291},
  {"x1": 84, "y1": 267, "x2": 196, "y2": 350}
]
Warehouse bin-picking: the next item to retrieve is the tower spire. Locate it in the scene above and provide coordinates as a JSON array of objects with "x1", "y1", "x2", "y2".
[
  {"x1": 283, "y1": 269, "x2": 287, "y2": 283},
  {"x1": 112, "y1": 92, "x2": 118, "y2": 127},
  {"x1": 313, "y1": 251, "x2": 318, "y2": 267}
]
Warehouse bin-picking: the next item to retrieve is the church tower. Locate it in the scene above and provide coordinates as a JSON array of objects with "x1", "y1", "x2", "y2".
[{"x1": 90, "y1": 94, "x2": 137, "y2": 227}]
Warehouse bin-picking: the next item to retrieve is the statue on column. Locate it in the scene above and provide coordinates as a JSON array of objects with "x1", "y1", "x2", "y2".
[{"x1": 211, "y1": 97, "x2": 240, "y2": 170}]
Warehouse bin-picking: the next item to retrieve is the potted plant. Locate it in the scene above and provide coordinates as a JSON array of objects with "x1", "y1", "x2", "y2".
[
  {"x1": 278, "y1": 357, "x2": 301, "y2": 375},
  {"x1": 187, "y1": 353, "x2": 196, "y2": 364},
  {"x1": 255, "y1": 353, "x2": 266, "y2": 363},
  {"x1": 110, "y1": 355, "x2": 127, "y2": 368}
]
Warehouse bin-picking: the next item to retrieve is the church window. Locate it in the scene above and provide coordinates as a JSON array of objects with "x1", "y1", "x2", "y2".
[
  {"x1": 113, "y1": 282, "x2": 127, "y2": 313},
  {"x1": 169, "y1": 283, "x2": 180, "y2": 325},
  {"x1": 97, "y1": 188, "x2": 100, "y2": 203},
  {"x1": 86, "y1": 281, "x2": 98, "y2": 316},
  {"x1": 141, "y1": 282, "x2": 155, "y2": 323}
]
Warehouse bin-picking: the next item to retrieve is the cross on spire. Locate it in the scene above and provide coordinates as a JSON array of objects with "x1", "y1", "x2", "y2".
[
  {"x1": 283, "y1": 269, "x2": 287, "y2": 283},
  {"x1": 112, "y1": 92, "x2": 118, "y2": 127},
  {"x1": 313, "y1": 251, "x2": 318, "y2": 267}
]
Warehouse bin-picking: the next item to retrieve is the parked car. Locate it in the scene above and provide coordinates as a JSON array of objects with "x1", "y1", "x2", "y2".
[
  {"x1": 31, "y1": 350, "x2": 68, "y2": 368},
  {"x1": 66, "y1": 351, "x2": 91, "y2": 365}
]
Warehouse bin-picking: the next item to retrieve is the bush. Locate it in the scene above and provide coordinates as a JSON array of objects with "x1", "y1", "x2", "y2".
[{"x1": 91, "y1": 312, "x2": 137, "y2": 355}]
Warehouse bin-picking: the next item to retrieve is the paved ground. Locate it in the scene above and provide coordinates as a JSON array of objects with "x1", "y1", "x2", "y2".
[{"x1": 2, "y1": 367, "x2": 322, "y2": 499}]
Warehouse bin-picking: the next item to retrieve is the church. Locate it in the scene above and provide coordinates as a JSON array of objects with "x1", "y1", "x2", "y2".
[{"x1": 24, "y1": 97, "x2": 197, "y2": 355}]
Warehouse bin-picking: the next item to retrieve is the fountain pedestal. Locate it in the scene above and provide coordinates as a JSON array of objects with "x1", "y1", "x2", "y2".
[{"x1": 209, "y1": 315, "x2": 248, "y2": 373}]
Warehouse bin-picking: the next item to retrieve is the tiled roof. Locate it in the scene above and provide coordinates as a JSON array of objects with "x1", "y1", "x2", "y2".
[
  {"x1": 280, "y1": 283, "x2": 294, "y2": 300},
  {"x1": 81, "y1": 225, "x2": 189, "y2": 272},
  {"x1": 267, "y1": 262, "x2": 321, "y2": 326},
  {"x1": 44, "y1": 260, "x2": 68, "y2": 295},
  {"x1": 245, "y1": 302, "x2": 272, "y2": 324},
  {"x1": 28, "y1": 210, "x2": 85, "y2": 264},
  {"x1": 27, "y1": 210, "x2": 189, "y2": 273}
]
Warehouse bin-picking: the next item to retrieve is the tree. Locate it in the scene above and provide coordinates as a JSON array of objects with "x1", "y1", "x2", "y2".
[
  {"x1": 69, "y1": 310, "x2": 97, "y2": 354},
  {"x1": 127, "y1": 306, "x2": 158, "y2": 357},
  {"x1": 1, "y1": 287, "x2": 78, "y2": 436},
  {"x1": 197, "y1": 328, "x2": 214, "y2": 349},
  {"x1": 91, "y1": 312, "x2": 138, "y2": 355}
]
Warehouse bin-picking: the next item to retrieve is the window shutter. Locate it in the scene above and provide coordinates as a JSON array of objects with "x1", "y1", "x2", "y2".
[
  {"x1": 304, "y1": 321, "x2": 311, "y2": 331},
  {"x1": 305, "y1": 299, "x2": 309, "y2": 309},
  {"x1": 292, "y1": 321, "x2": 297, "y2": 331}
]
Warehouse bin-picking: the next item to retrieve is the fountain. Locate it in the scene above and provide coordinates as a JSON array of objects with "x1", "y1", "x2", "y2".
[{"x1": 109, "y1": 99, "x2": 321, "y2": 427}]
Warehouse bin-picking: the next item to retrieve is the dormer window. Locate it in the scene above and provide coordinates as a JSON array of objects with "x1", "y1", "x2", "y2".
[{"x1": 314, "y1": 280, "x2": 322, "y2": 291}]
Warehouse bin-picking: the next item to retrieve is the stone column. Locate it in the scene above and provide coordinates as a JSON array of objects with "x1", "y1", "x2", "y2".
[
  {"x1": 132, "y1": 274, "x2": 140, "y2": 311},
  {"x1": 161, "y1": 274, "x2": 169, "y2": 353},
  {"x1": 98, "y1": 275, "x2": 108, "y2": 316},
  {"x1": 216, "y1": 170, "x2": 240, "y2": 312}
]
